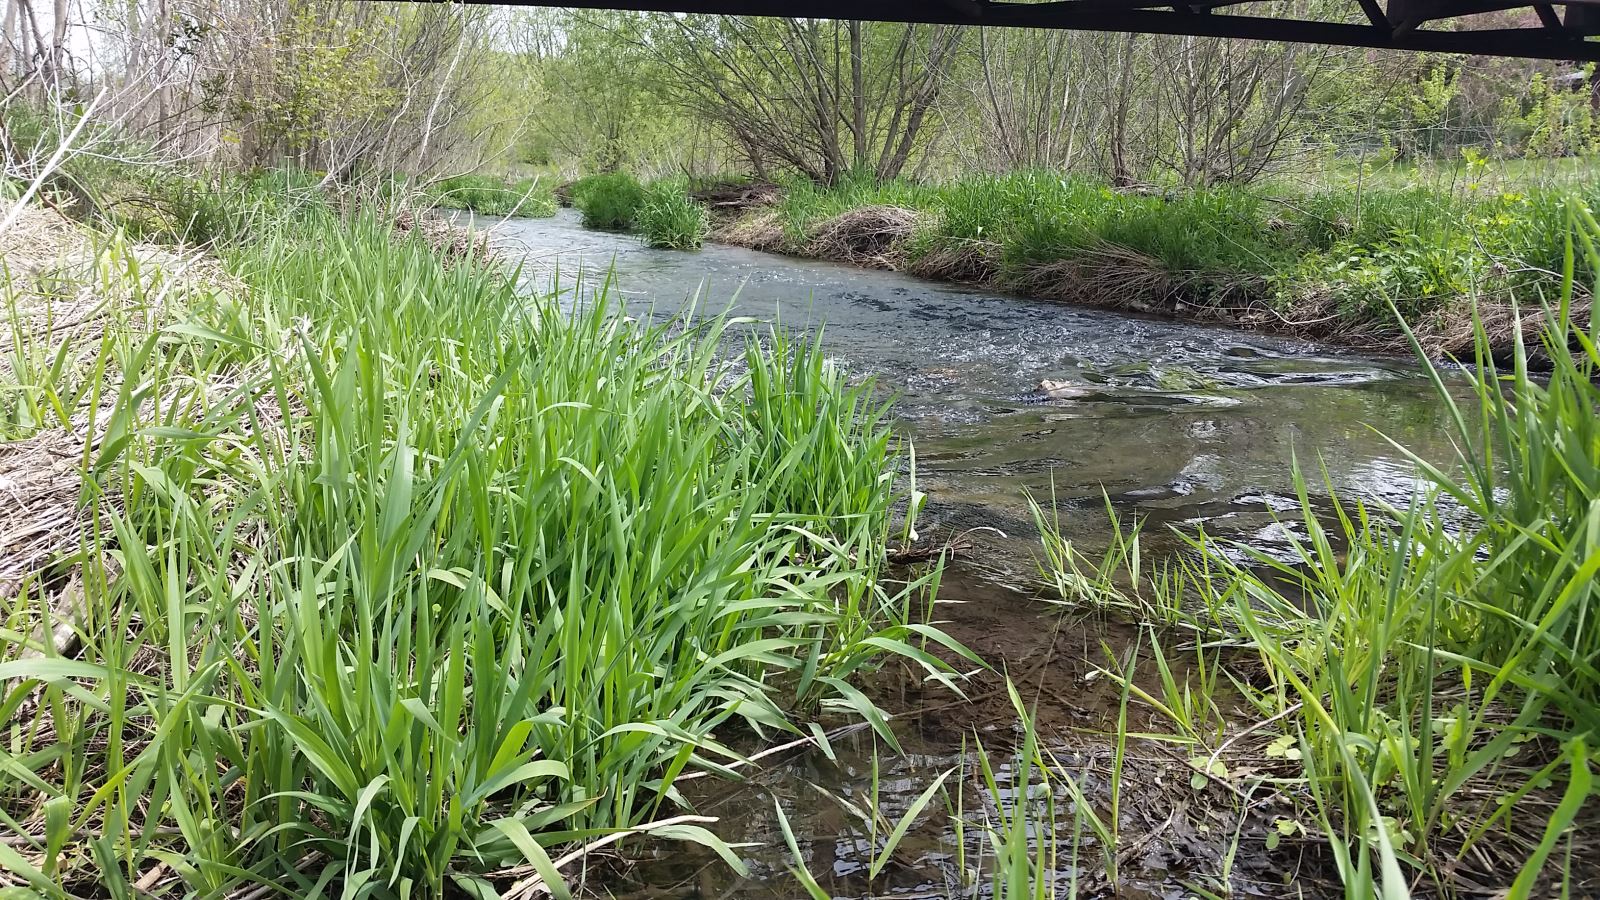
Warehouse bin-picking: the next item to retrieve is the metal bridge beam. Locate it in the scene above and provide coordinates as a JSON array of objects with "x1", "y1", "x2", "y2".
[{"x1": 437, "y1": 0, "x2": 1600, "y2": 62}]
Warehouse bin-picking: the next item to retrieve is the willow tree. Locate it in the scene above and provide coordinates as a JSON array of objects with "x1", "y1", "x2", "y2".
[{"x1": 635, "y1": 15, "x2": 964, "y2": 184}]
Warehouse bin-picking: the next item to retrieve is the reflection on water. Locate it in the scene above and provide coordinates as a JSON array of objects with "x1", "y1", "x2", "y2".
[{"x1": 485, "y1": 209, "x2": 1462, "y2": 898}]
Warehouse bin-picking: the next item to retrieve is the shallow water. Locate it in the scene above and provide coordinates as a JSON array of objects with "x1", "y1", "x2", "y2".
[
  {"x1": 487, "y1": 209, "x2": 1463, "y2": 898},
  {"x1": 497, "y1": 210, "x2": 1460, "y2": 572}
]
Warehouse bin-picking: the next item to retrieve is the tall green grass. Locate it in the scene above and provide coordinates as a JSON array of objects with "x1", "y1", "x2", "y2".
[
  {"x1": 0, "y1": 205, "x2": 960, "y2": 896},
  {"x1": 426, "y1": 173, "x2": 558, "y2": 217},
  {"x1": 1031, "y1": 208, "x2": 1600, "y2": 896},
  {"x1": 569, "y1": 172, "x2": 645, "y2": 230},
  {"x1": 635, "y1": 180, "x2": 709, "y2": 250}
]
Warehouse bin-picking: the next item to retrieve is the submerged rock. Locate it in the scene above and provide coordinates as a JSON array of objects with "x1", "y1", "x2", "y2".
[{"x1": 1038, "y1": 378, "x2": 1089, "y2": 400}]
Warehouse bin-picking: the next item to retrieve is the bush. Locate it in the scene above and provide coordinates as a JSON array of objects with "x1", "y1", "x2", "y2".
[
  {"x1": 570, "y1": 171, "x2": 645, "y2": 230},
  {"x1": 635, "y1": 180, "x2": 709, "y2": 249}
]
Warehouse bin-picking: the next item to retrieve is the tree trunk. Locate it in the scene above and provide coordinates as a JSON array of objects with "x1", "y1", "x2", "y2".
[
  {"x1": 850, "y1": 20, "x2": 866, "y2": 173},
  {"x1": 1, "y1": 0, "x2": 18, "y2": 75},
  {"x1": 1109, "y1": 33, "x2": 1136, "y2": 187}
]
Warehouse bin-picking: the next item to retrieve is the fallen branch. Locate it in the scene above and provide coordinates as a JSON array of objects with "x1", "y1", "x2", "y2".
[{"x1": 497, "y1": 814, "x2": 721, "y2": 900}]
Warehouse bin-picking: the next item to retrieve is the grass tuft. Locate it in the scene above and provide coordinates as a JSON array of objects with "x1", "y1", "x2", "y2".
[{"x1": 635, "y1": 180, "x2": 709, "y2": 249}]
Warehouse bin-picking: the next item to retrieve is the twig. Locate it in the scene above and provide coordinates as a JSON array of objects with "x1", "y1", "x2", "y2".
[
  {"x1": 133, "y1": 861, "x2": 169, "y2": 894},
  {"x1": 498, "y1": 814, "x2": 720, "y2": 900},
  {"x1": 1204, "y1": 701, "x2": 1305, "y2": 777}
]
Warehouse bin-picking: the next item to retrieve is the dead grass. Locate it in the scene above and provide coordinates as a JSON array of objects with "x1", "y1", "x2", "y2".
[
  {"x1": 0, "y1": 430, "x2": 96, "y2": 602},
  {"x1": 1417, "y1": 296, "x2": 1595, "y2": 359},
  {"x1": 906, "y1": 238, "x2": 1001, "y2": 285},
  {"x1": 1005, "y1": 245, "x2": 1178, "y2": 310},
  {"x1": 394, "y1": 207, "x2": 493, "y2": 263},
  {"x1": 0, "y1": 201, "x2": 256, "y2": 625},
  {"x1": 710, "y1": 209, "x2": 786, "y2": 252},
  {"x1": 801, "y1": 206, "x2": 921, "y2": 269}
]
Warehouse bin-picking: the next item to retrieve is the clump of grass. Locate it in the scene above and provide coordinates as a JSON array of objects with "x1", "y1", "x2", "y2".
[
  {"x1": 635, "y1": 180, "x2": 708, "y2": 249},
  {"x1": 426, "y1": 173, "x2": 557, "y2": 217},
  {"x1": 0, "y1": 201, "x2": 963, "y2": 896},
  {"x1": 570, "y1": 172, "x2": 645, "y2": 230},
  {"x1": 1036, "y1": 211, "x2": 1600, "y2": 896}
]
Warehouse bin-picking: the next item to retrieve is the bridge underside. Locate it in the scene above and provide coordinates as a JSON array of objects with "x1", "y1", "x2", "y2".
[{"x1": 467, "y1": 0, "x2": 1600, "y2": 62}]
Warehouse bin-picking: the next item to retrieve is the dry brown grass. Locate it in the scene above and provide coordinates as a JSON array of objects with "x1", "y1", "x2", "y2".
[
  {"x1": 1416, "y1": 296, "x2": 1595, "y2": 359},
  {"x1": 1, "y1": 202, "x2": 257, "y2": 653},
  {"x1": 394, "y1": 207, "x2": 493, "y2": 263},
  {"x1": 0, "y1": 430, "x2": 96, "y2": 603},
  {"x1": 1005, "y1": 245, "x2": 1178, "y2": 311},
  {"x1": 710, "y1": 209, "x2": 787, "y2": 252},
  {"x1": 801, "y1": 205, "x2": 920, "y2": 269},
  {"x1": 906, "y1": 238, "x2": 1002, "y2": 285}
]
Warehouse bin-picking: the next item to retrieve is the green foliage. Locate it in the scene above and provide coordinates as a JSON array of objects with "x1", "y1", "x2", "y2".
[
  {"x1": 427, "y1": 174, "x2": 558, "y2": 217},
  {"x1": 0, "y1": 203, "x2": 963, "y2": 895},
  {"x1": 1506, "y1": 68, "x2": 1600, "y2": 159},
  {"x1": 1054, "y1": 213, "x2": 1600, "y2": 895},
  {"x1": 234, "y1": 6, "x2": 397, "y2": 157},
  {"x1": 1283, "y1": 185, "x2": 1595, "y2": 320},
  {"x1": 570, "y1": 171, "x2": 645, "y2": 229},
  {"x1": 635, "y1": 180, "x2": 709, "y2": 249}
]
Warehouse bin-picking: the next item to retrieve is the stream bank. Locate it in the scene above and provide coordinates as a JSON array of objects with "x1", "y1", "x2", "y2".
[
  {"x1": 557, "y1": 173, "x2": 1597, "y2": 361},
  {"x1": 489, "y1": 208, "x2": 1539, "y2": 899}
]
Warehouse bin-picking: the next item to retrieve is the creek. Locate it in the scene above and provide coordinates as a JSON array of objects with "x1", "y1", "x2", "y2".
[{"x1": 491, "y1": 209, "x2": 1467, "y2": 899}]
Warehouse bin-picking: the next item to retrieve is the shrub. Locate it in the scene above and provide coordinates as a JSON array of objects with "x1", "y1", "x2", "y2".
[
  {"x1": 570, "y1": 171, "x2": 645, "y2": 229},
  {"x1": 635, "y1": 180, "x2": 709, "y2": 249}
]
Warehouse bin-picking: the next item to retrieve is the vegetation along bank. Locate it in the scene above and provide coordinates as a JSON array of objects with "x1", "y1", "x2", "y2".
[
  {"x1": 1, "y1": 169, "x2": 975, "y2": 895},
  {"x1": 6, "y1": 143, "x2": 1600, "y2": 896},
  {"x1": 559, "y1": 169, "x2": 1596, "y2": 358}
]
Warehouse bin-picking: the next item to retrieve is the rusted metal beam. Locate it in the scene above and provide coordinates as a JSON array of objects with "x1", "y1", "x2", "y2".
[{"x1": 457, "y1": 0, "x2": 1600, "y2": 61}]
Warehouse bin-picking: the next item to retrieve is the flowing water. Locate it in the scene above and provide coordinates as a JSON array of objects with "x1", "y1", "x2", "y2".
[{"x1": 490, "y1": 210, "x2": 1467, "y2": 899}]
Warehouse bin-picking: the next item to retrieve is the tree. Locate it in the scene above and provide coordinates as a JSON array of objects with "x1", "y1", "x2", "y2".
[{"x1": 634, "y1": 15, "x2": 963, "y2": 184}]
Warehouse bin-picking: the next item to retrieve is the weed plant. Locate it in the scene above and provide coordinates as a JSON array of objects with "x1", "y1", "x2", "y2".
[
  {"x1": 635, "y1": 179, "x2": 709, "y2": 249},
  {"x1": 0, "y1": 204, "x2": 961, "y2": 896},
  {"x1": 570, "y1": 172, "x2": 645, "y2": 230}
]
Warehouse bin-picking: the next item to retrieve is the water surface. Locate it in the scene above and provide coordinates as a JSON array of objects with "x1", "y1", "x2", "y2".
[
  {"x1": 498, "y1": 209, "x2": 1457, "y2": 571},
  {"x1": 488, "y1": 209, "x2": 1460, "y2": 898}
]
